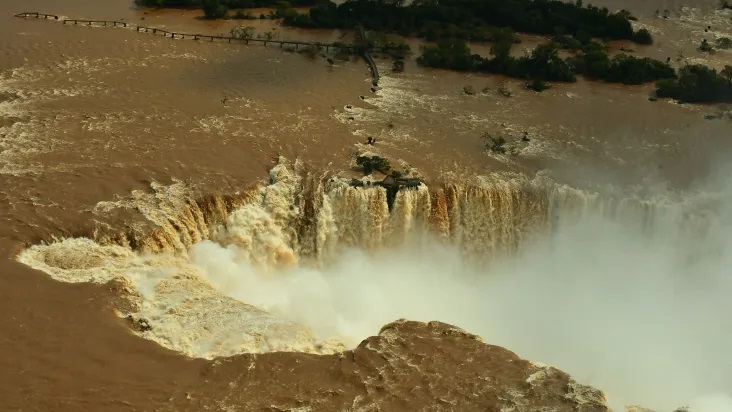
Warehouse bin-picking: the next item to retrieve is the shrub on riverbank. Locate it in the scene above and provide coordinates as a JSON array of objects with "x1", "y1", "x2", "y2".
[
  {"x1": 568, "y1": 42, "x2": 675, "y2": 85},
  {"x1": 656, "y1": 64, "x2": 732, "y2": 103},
  {"x1": 134, "y1": 0, "x2": 317, "y2": 16},
  {"x1": 281, "y1": 0, "x2": 651, "y2": 45},
  {"x1": 482, "y1": 133, "x2": 507, "y2": 154},
  {"x1": 418, "y1": 40, "x2": 575, "y2": 82},
  {"x1": 417, "y1": 38, "x2": 678, "y2": 87},
  {"x1": 356, "y1": 155, "x2": 391, "y2": 175},
  {"x1": 392, "y1": 60, "x2": 405, "y2": 73},
  {"x1": 202, "y1": 0, "x2": 227, "y2": 18}
]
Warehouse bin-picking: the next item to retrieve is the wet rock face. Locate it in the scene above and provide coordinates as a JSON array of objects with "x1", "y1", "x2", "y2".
[
  {"x1": 351, "y1": 320, "x2": 609, "y2": 412},
  {"x1": 191, "y1": 320, "x2": 610, "y2": 412},
  {"x1": 124, "y1": 315, "x2": 152, "y2": 332}
]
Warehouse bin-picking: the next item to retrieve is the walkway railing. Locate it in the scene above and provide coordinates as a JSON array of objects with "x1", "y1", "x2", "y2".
[
  {"x1": 357, "y1": 24, "x2": 380, "y2": 86},
  {"x1": 14, "y1": 11, "x2": 393, "y2": 77}
]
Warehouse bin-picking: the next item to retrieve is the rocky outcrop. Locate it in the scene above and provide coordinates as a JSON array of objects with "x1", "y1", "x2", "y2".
[{"x1": 185, "y1": 319, "x2": 610, "y2": 412}]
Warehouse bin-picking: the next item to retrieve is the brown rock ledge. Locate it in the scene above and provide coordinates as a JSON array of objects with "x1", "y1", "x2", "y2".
[{"x1": 180, "y1": 319, "x2": 609, "y2": 412}]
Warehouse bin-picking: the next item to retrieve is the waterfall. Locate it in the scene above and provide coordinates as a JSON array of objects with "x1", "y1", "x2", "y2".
[{"x1": 15, "y1": 158, "x2": 719, "y2": 359}]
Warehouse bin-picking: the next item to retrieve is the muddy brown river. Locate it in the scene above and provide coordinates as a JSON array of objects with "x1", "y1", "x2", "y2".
[{"x1": 1, "y1": 0, "x2": 731, "y2": 410}]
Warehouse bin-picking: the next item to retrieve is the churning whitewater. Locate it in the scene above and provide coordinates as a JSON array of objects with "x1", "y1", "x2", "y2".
[{"x1": 16, "y1": 158, "x2": 732, "y2": 411}]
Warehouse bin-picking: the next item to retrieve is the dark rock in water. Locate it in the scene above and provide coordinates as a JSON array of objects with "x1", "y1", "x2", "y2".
[
  {"x1": 345, "y1": 104, "x2": 353, "y2": 109},
  {"x1": 370, "y1": 87, "x2": 377, "y2": 93},
  {"x1": 380, "y1": 175, "x2": 421, "y2": 189},
  {"x1": 348, "y1": 174, "x2": 422, "y2": 210},
  {"x1": 349, "y1": 178, "x2": 365, "y2": 187},
  {"x1": 0, "y1": 92, "x2": 20, "y2": 102},
  {"x1": 359, "y1": 95, "x2": 365, "y2": 100},
  {"x1": 125, "y1": 315, "x2": 152, "y2": 332}
]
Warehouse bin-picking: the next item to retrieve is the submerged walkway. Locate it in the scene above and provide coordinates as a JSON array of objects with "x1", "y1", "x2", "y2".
[
  {"x1": 14, "y1": 11, "x2": 385, "y2": 85},
  {"x1": 357, "y1": 24, "x2": 379, "y2": 86}
]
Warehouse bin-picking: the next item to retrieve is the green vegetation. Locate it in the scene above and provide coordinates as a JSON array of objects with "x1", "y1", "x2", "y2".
[
  {"x1": 281, "y1": 0, "x2": 651, "y2": 45},
  {"x1": 482, "y1": 133, "x2": 507, "y2": 154},
  {"x1": 134, "y1": 0, "x2": 729, "y2": 104},
  {"x1": 510, "y1": 43, "x2": 575, "y2": 82},
  {"x1": 353, "y1": 30, "x2": 412, "y2": 59},
  {"x1": 699, "y1": 39, "x2": 714, "y2": 53},
  {"x1": 230, "y1": 26, "x2": 280, "y2": 41},
  {"x1": 416, "y1": 39, "x2": 477, "y2": 71},
  {"x1": 134, "y1": 0, "x2": 197, "y2": 6},
  {"x1": 716, "y1": 37, "x2": 732, "y2": 49},
  {"x1": 356, "y1": 155, "x2": 391, "y2": 175},
  {"x1": 416, "y1": 38, "x2": 677, "y2": 87},
  {"x1": 299, "y1": 45, "x2": 322, "y2": 59},
  {"x1": 231, "y1": 9, "x2": 256, "y2": 19},
  {"x1": 482, "y1": 132, "x2": 531, "y2": 155},
  {"x1": 258, "y1": 30, "x2": 279, "y2": 40},
  {"x1": 202, "y1": 0, "x2": 227, "y2": 18},
  {"x1": 568, "y1": 41, "x2": 676, "y2": 85},
  {"x1": 230, "y1": 25, "x2": 255, "y2": 40},
  {"x1": 413, "y1": 37, "x2": 731, "y2": 102},
  {"x1": 463, "y1": 85, "x2": 476, "y2": 95},
  {"x1": 697, "y1": 37, "x2": 732, "y2": 53},
  {"x1": 656, "y1": 64, "x2": 732, "y2": 103},
  {"x1": 633, "y1": 28, "x2": 653, "y2": 45},
  {"x1": 392, "y1": 60, "x2": 405, "y2": 72},
  {"x1": 655, "y1": 9, "x2": 671, "y2": 19},
  {"x1": 552, "y1": 34, "x2": 582, "y2": 51},
  {"x1": 375, "y1": 40, "x2": 410, "y2": 59},
  {"x1": 134, "y1": 0, "x2": 316, "y2": 17},
  {"x1": 418, "y1": 40, "x2": 575, "y2": 82},
  {"x1": 497, "y1": 85, "x2": 512, "y2": 97},
  {"x1": 526, "y1": 79, "x2": 551, "y2": 92}
]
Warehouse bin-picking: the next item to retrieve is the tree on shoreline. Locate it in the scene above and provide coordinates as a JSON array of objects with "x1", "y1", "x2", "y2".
[
  {"x1": 230, "y1": 25, "x2": 255, "y2": 40},
  {"x1": 656, "y1": 64, "x2": 732, "y2": 103},
  {"x1": 136, "y1": 0, "x2": 729, "y2": 103},
  {"x1": 134, "y1": 0, "x2": 317, "y2": 14},
  {"x1": 279, "y1": 0, "x2": 653, "y2": 45},
  {"x1": 417, "y1": 38, "x2": 677, "y2": 87},
  {"x1": 202, "y1": 0, "x2": 227, "y2": 18}
]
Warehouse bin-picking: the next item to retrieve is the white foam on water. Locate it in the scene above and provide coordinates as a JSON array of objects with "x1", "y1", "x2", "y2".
[
  {"x1": 15, "y1": 159, "x2": 732, "y2": 410},
  {"x1": 17, "y1": 237, "x2": 345, "y2": 358}
]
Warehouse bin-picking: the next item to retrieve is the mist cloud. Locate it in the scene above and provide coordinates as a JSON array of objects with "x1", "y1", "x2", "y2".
[{"x1": 190, "y1": 177, "x2": 732, "y2": 411}]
